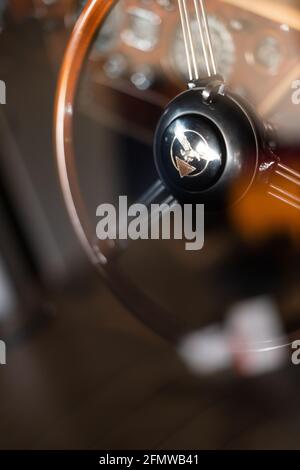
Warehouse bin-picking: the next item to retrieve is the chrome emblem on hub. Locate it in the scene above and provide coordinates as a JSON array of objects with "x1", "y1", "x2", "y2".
[{"x1": 171, "y1": 128, "x2": 218, "y2": 178}]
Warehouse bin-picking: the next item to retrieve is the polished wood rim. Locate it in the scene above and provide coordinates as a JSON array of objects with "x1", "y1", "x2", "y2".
[{"x1": 55, "y1": 0, "x2": 117, "y2": 266}]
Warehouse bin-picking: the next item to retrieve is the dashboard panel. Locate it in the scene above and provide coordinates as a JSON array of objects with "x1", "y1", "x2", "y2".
[
  {"x1": 28, "y1": 0, "x2": 299, "y2": 145},
  {"x1": 72, "y1": 0, "x2": 300, "y2": 144},
  {"x1": 6, "y1": 0, "x2": 300, "y2": 128}
]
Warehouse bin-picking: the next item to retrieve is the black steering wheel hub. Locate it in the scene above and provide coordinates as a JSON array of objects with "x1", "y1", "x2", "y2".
[{"x1": 154, "y1": 84, "x2": 264, "y2": 206}]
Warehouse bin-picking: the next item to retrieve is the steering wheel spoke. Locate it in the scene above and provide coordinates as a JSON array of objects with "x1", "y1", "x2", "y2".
[
  {"x1": 101, "y1": 179, "x2": 176, "y2": 258},
  {"x1": 178, "y1": 0, "x2": 217, "y2": 83},
  {"x1": 268, "y1": 161, "x2": 300, "y2": 210}
]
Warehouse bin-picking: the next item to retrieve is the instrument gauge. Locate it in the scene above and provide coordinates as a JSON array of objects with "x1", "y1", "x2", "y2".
[
  {"x1": 171, "y1": 15, "x2": 235, "y2": 81},
  {"x1": 255, "y1": 36, "x2": 282, "y2": 72},
  {"x1": 77, "y1": 1, "x2": 123, "y2": 54},
  {"x1": 94, "y1": 4, "x2": 124, "y2": 53},
  {"x1": 121, "y1": 7, "x2": 161, "y2": 52}
]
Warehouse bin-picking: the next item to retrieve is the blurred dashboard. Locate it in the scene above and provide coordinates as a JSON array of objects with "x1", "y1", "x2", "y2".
[
  {"x1": 73, "y1": 0, "x2": 300, "y2": 144},
  {"x1": 6, "y1": 0, "x2": 300, "y2": 144}
]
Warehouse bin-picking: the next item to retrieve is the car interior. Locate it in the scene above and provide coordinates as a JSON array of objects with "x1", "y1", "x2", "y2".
[{"x1": 0, "y1": 0, "x2": 300, "y2": 451}]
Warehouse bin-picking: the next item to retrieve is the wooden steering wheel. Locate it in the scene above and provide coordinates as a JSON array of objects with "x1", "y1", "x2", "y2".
[{"x1": 54, "y1": 0, "x2": 300, "y2": 373}]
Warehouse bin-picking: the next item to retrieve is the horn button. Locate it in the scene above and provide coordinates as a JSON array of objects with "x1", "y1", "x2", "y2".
[{"x1": 154, "y1": 86, "x2": 261, "y2": 206}]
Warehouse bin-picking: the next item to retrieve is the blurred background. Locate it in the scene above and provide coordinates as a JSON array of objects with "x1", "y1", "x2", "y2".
[{"x1": 1, "y1": 0, "x2": 300, "y2": 450}]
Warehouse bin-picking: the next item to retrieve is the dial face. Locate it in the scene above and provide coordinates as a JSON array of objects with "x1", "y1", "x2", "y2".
[
  {"x1": 171, "y1": 15, "x2": 235, "y2": 80},
  {"x1": 121, "y1": 7, "x2": 162, "y2": 52},
  {"x1": 77, "y1": 1, "x2": 123, "y2": 54},
  {"x1": 255, "y1": 36, "x2": 282, "y2": 72},
  {"x1": 93, "y1": 4, "x2": 124, "y2": 53}
]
